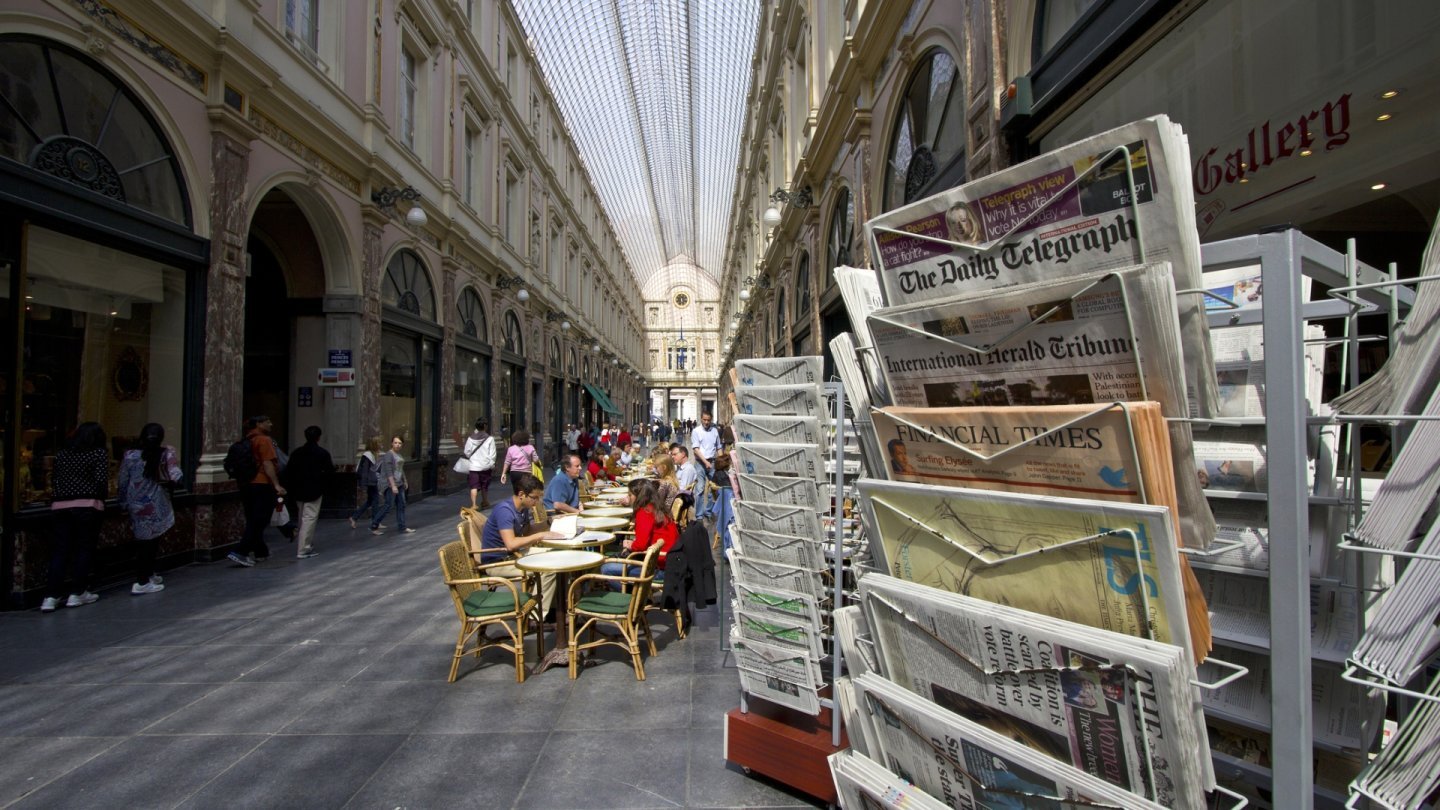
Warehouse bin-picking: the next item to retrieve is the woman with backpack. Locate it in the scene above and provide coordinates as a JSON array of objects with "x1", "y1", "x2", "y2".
[
  {"x1": 463, "y1": 419, "x2": 496, "y2": 510},
  {"x1": 348, "y1": 435, "x2": 384, "y2": 530},
  {"x1": 499, "y1": 430, "x2": 540, "y2": 486},
  {"x1": 117, "y1": 422, "x2": 182, "y2": 595}
]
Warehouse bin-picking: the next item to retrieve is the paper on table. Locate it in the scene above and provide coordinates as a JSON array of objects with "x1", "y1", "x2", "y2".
[{"x1": 549, "y1": 514, "x2": 578, "y2": 539}]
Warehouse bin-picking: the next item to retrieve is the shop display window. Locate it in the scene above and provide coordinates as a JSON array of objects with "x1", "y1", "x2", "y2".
[{"x1": 13, "y1": 226, "x2": 186, "y2": 507}]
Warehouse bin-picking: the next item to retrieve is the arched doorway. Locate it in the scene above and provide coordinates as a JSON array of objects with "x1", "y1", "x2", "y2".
[{"x1": 380, "y1": 249, "x2": 441, "y2": 494}]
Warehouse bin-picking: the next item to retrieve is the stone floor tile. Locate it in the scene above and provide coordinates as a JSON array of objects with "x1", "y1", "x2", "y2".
[
  {"x1": 145, "y1": 682, "x2": 342, "y2": 734},
  {"x1": 554, "y1": 672, "x2": 693, "y2": 730},
  {"x1": 176, "y1": 733, "x2": 406, "y2": 809},
  {"x1": 343, "y1": 731, "x2": 548, "y2": 808},
  {"x1": 0, "y1": 736, "x2": 124, "y2": 805},
  {"x1": 517, "y1": 728, "x2": 692, "y2": 809},
  {"x1": 281, "y1": 681, "x2": 449, "y2": 734},
  {"x1": 238, "y1": 642, "x2": 394, "y2": 683}
]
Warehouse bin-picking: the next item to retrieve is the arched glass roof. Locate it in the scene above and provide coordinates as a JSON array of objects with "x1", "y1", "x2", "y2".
[{"x1": 513, "y1": 0, "x2": 759, "y2": 289}]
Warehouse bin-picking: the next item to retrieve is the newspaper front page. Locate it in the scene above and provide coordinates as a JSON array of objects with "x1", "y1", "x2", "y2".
[
  {"x1": 732, "y1": 442, "x2": 824, "y2": 479},
  {"x1": 864, "y1": 115, "x2": 1216, "y2": 418},
  {"x1": 860, "y1": 576, "x2": 1208, "y2": 809},
  {"x1": 858, "y1": 478, "x2": 1199, "y2": 661},
  {"x1": 731, "y1": 413, "x2": 824, "y2": 447},
  {"x1": 853, "y1": 673, "x2": 1167, "y2": 810}
]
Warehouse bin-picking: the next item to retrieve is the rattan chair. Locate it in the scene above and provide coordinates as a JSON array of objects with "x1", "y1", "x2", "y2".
[
  {"x1": 437, "y1": 540, "x2": 544, "y2": 683},
  {"x1": 565, "y1": 543, "x2": 662, "y2": 680}
]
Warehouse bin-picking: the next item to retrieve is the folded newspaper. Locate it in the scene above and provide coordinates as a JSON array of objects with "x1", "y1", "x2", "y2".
[
  {"x1": 857, "y1": 477, "x2": 1208, "y2": 662},
  {"x1": 734, "y1": 356, "x2": 824, "y2": 388},
  {"x1": 734, "y1": 472, "x2": 823, "y2": 509},
  {"x1": 732, "y1": 632, "x2": 824, "y2": 715},
  {"x1": 865, "y1": 262, "x2": 1216, "y2": 550},
  {"x1": 732, "y1": 442, "x2": 824, "y2": 479},
  {"x1": 1350, "y1": 513, "x2": 1440, "y2": 685},
  {"x1": 828, "y1": 749, "x2": 950, "y2": 810},
  {"x1": 731, "y1": 413, "x2": 824, "y2": 447},
  {"x1": 1195, "y1": 569, "x2": 1358, "y2": 664},
  {"x1": 870, "y1": 402, "x2": 1202, "y2": 542},
  {"x1": 834, "y1": 264, "x2": 892, "y2": 406},
  {"x1": 859, "y1": 574, "x2": 1212, "y2": 808},
  {"x1": 1349, "y1": 669, "x2": 1440, "y2": 810},
  {"x1": 864, "y1": 115, "x2": 1216, "y2": 419},
  {"x1": 831, "y1": 332, "x2": 886, "y2": 477},
  {"x1": 734, "y1": 383, "x2": 827, "y2": 422},
  {"x1": 852, "y1": 673, "x2": 1169, "y2": 809},
  {"x1": 1349, "y1": 381, "x2": 1440, "y2": 551}
]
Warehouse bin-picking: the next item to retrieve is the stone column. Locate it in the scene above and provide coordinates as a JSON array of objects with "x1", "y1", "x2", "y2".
[
  {"x1": 192, "y1": 121, "x2": 254, "y2": 556},
  {"x1": 357, "y1": 216, "x2": 385, "y2": 452},
  {"x1": 437, "y1": 257, "x2": 460, "y2": 491}
]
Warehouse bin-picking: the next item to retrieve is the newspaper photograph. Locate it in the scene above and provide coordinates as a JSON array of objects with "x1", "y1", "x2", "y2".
[
  {"x1": 728, "y1": 549, "x2": 824, "y2": 600},
  {"x1": 733, "y1": 634, "x2": 824, "y2": 714},
  {"x1": 852, "y1": 673, "x2": 1168, "y2": 810},
  {"x1": 864, "y1": 115, "x2": 1216, "y2": 418},
  {"x1": 829, "y1": 749, "x2": 950, "y2": 810},
  {"x1": 735, "y1": 356, "x2": 824, "y2": 388},
  {"x1": 732, "y1": 442, "x2": 824, "y2": 479},
  {"x1": 735, "y1": 473, "x2": 822, "y2": 509},
  {"x1": 735, "y1": 500, "x2": 824, "y2": 542},
  {"x1": 857, "y1": 478, "x2": 1201, "y2": 662},
  {"x1": 734, "y1": 384, "x2": 827, "y2": 421},
  {"x1": 1193, "y1": 427, "x2": 1271, "y2": 493},
  {"x1": 1196, "y1": 323, "x2": 1328, "y2": 418},
  {"x1": 1199, "y1": 646, "x2": 1382, "y2": 751},
  {"x1": 731, "y1": 413, "x2": 824, "y2": 447},
  {"x1": 729, "y1": 528, "x2": 825, "y2": 572},
  {"x1": 859, "y1": 575, "x2": 1209, "y2": 808},
  {"x1": 735, "y1": 607, "x2": 825, "y2": 660}
]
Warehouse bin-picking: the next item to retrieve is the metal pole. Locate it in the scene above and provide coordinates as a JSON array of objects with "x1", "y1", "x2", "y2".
[{"x1": 830, "y1": 382, "x2": 846, "y2": 749}]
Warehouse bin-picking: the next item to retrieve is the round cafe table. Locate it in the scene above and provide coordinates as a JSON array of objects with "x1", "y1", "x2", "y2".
[
  {"x1": 516, "y1": 549, "x2": 605, "y2": 674},
  {"x1": 541, "y1": 531, "x2": 617, "y2": 551},
  {"x1": 577, "y1": 515, "x2": 629, "y2": 531},
  {"x1": 581, "y1": 506, "x2": 631, "y2": 518}
]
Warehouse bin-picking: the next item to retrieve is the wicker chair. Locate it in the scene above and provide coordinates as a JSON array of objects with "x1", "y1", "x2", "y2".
[
  {"x1": 566, "y1": 542, "x2": 663, "y2": 680},
  {"x1": 437, "y1": 540, "x2": 544, "y2": 683}
]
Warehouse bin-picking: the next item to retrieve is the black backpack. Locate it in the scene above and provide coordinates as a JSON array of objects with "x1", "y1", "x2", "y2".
[{"x1": 223, "y1": 438, "x2": 258, "y2": 482}]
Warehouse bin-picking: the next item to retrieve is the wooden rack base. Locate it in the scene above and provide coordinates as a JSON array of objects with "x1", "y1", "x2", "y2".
[{"x1": 724, "y1": 701, "x2": 848, "y2": 805}]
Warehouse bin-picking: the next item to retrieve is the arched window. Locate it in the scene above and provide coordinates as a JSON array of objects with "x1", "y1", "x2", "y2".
[
  {"x1": 883, "y1": 48, "x2": 965, "y2": 211},
  {"x1": 0, "y1": 36, "x2": 191, "y2": 226},
  {"x1": 827, "y1": 188, "x2": 854, "y2": 269},
  {"x1": 456, "y1": 286, "x2": 487, "y2": 340},
  {"x1": 503, "y1": 310, "x2": 523, "y2": 353},
  {"x1": 383, "y1": 250, "x2": 436, "y2": 320},
  {"x1": 775, "y1": 288, "x2": 788, "y2": 339},
  {"x1": 583, "y1": 356, "x2": 591, "y2": 379},
  {"x1": 549, "y1": 337, "x2": 561, "y2": 369},
  {"x1": 794, "y1": 252, "x2": 811, "y2": 321},
  {"x1": 568, "y1": 347, "x2": 578, "y2": 377}
]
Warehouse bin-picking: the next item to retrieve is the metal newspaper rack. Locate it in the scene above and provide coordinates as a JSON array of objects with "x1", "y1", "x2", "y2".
[
  {"x1": 1195, "y1": 230, "x2": 1412, "y2": 808},
  {"x1": 733, "y1": 380, "x2": 850, "y2": 749}
]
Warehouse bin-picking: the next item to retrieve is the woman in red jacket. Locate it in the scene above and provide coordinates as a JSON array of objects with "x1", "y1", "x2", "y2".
[{"x1": 600, "y1": 479, "x2": 677, "y2": 584}]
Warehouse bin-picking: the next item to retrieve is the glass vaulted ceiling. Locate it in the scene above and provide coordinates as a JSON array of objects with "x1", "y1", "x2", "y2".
[{"x1": 513, "y1": 0, "x2": 759, "y2": 289}]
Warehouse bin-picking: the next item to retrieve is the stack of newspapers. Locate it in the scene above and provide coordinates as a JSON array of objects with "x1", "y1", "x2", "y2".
[
  {"x1": 1350, "y1": 671, "x2": 1440, "y2": 808},
  {"x1": 729, "y1": 356, "x2": 837, "y2": 715},
  {"x1": 838, "y1": 575, "x2": 1210, "y2": 808}
]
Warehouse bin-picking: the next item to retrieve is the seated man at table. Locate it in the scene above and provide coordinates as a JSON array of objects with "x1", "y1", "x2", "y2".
[
  {"x1": 481, "y1": 473, "x2": 562, "y2": 617},
  {"x1": 544, "y1": 453, "x2": 584, "y2": 515},
  {"x1": 601, "y1": 480, "x2": 678, "y2": 587}
]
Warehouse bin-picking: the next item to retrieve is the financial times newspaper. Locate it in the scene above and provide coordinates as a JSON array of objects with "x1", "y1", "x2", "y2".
[
  {"x1": 864, "y1": 115, "x2": 1216, "y2": 419},
  {"x1": 852, "y1": 674, "x2": 1168, "y2": 810},
  {"x1": 859, "y1": 575, "x2": 1210, "y2": 809}
]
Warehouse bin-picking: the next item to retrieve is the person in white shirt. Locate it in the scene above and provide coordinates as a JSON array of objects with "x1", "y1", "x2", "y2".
[
  {"x1": 564, "y1": 424, "x2": 580, "y2": 453},
  {"x1": 690, "y1": 412, "x2": 722, "y2": 513},
  {"x1": 669, "y1": 444, "x2": 703, "y2": 506}
]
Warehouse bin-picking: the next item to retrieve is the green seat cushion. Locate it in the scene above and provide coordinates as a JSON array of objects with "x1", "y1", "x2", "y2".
[
  {"x1": 463, "y1": 588, "x2": 534, "y2": 617},
  {"x1": 574, "y1": 591, "x2": 632, "y2": 615}
]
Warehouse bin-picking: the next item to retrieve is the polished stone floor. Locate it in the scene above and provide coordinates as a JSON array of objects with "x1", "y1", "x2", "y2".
[{"x1": 0, "y1": 490, "x2": 820, "y2": 809}]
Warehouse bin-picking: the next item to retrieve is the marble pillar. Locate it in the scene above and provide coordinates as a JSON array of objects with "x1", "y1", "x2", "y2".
[
  {"x1": 358, "y1": 218, "x2": 385, "y2": 453},
  {"x1": 437, "y1": 258, "x2": 460, "y2": 491}
]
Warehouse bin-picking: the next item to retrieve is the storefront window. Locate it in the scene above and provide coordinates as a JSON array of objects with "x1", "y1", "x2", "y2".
[
  {"x1": 454, "y1": 348, "x2": 490, "y2": 433},
  {"x1": 456, "y1": 286, "x2": 487, "y2": 340},
  {"x1": 827, "y1": 188, "x2": 853, "y2": 270},
  {"x1": 380, "y1": 328, "x2": 418, "y2": 450},
  {"x1": 1035, "y1": 0, "x2": 1101, "y2": 60},
  {"x1": 17, "y1": 226, "x2": 187, "y2": 507},
  {"x1": 883, "y1": 48, "x2": 965, "y2": 210},
  {"x1": 498, "y1": 364, "x2": 515, "y2": 436}
]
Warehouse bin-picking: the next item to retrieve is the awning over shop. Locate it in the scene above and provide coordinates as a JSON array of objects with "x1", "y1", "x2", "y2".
[{"x1": 583, "y1": 382, "x2": 623, "y2": 417}]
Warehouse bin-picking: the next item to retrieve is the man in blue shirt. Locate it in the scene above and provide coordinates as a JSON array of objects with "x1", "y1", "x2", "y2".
[
  {"x1": 480, "y1": 474, "x2": 559, "y2": 615},
  {"x1": 543, "y1": 453, "x2": 583, "y2": 514}
]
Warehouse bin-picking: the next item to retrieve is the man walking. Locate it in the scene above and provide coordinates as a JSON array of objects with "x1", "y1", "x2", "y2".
[
  {"x1": 283, "y1": 425, "x2": 334, "y2": 559},
  {"x1": 690, "y1": 412, "x2": 722, "y2": 514},
  {"x1": 370, "y1": 435, "x2": 417, "y2": 535},
  {"x1": 229, "y1": 415, "x2": 285, "y2": 567}
]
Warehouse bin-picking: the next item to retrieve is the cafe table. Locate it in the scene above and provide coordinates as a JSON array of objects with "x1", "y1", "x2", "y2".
[
  {"x1": 577, "y1": 515, "x2": 629, "y2": 531},
  {"x1": 541, "y1": 530, "x2": 617, "y2": 552},
  {"x1": 580, "y1": 506, "x2": 631, "y2": 518},
  {"x1": 515, "y1": 549, "x2": 605, "y2": 674}
]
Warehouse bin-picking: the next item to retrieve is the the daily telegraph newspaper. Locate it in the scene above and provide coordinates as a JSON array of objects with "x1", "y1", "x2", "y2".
[
  {"x1": 732, "y1": 633, "x2": 825, "y2": 715},
  {"x1": 870, "y1": 402, "x2": 1198, "y2": 537},
  {"x1": 857, "y1": 478, "x2": 1204, "y2": 663},
  {"x1": 851, "y1": 673, "x2": 1168, "y2": 810},
  {"x1": 828, "y1": 749, "x2": 951, "y2": 810},
  {"x1": 859, "y1": 575, "x2": 1211, "y2": 808},
  {"x1": 864, "y1": 115, "x2": 1217, "y2": 419}
]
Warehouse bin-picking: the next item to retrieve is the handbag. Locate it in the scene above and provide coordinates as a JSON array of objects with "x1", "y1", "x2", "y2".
[
  {"x1": 452, "y1": 456, "x2": 470, "y2": 474},
  {"x1": 531, "y1": 461, "x2": 545, "y2": 483}
]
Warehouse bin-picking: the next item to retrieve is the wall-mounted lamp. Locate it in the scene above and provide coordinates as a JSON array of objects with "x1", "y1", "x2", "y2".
[
  {"x1": 372, "y1": 185, "x2": 428, "y2": 227},
  {"x1": 762, "y1": 185, "x2": 814, "y2": 228},
  {"x1": 497, "y1": 274, "x2": 529, "y2": 302},
  {"x1": 592, "y1": 343, "x2": 601, "y2": 353}
]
